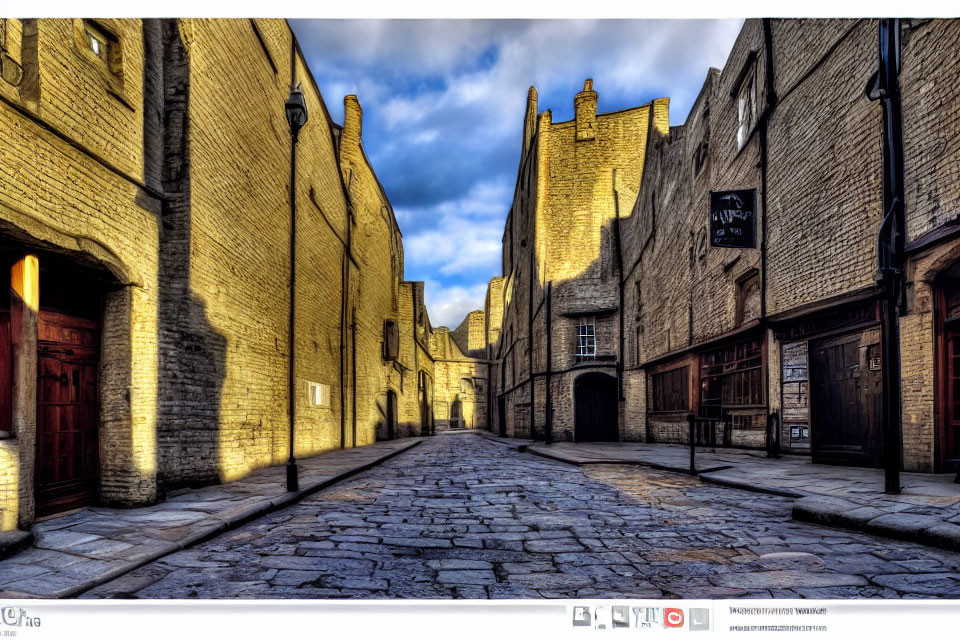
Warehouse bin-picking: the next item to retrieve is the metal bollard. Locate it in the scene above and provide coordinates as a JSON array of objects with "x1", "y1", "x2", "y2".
[
  {"x1": 766, "y1": 411, "x2": 781, "y2": 458},
  {"x1": 687, "y1": 413, "x2": 697, "y2": 476}
]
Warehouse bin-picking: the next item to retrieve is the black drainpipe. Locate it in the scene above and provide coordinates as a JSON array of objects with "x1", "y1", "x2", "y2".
[
  {"x1": 545, "y1": 281, "x2": 553, "y2": 444},
  {"x1": 867, "y1": 18, "x2": 905, "y2": 493},
  {"x1": 613, "y1": 169, "x2": 625, "y2": 406},
  {"x1": 760, "y1": 18, "x2": 780, "y2": 456},
  {"x1": 528, "y1": 247, "x2": 536, "y2": 439},
  {"x1": 351, "y1": 309, "x2": 358, "y2": 447}
]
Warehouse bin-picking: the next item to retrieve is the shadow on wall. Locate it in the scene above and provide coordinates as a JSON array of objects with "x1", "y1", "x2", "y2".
[{"x1": 154, "y1": 20, "x2": 227, "y2": 494}]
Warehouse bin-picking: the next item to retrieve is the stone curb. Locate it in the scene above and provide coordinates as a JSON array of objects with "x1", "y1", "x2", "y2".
[
  {"x1": 0, "y1": 531, "x2": 34, "y2": 561},
  {"x1": 483, "y1": 433, "x2": 960, "y2": 554},
  {"x1": 698, "y1": 472, "x2": 807, "y2": 498},
  {"x1": 57, "y1": 438, "x2": 423, "y2": 599},
  {"x1": 523, "y1": 444, "x2": 732, "y2": 475},
  {"x1": 792, "y1": 495, "x2": 960, "y2": 553}
]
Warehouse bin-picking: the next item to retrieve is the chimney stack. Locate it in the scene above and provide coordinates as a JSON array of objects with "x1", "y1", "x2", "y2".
[{"x1": 575, "y1": 79, "x2": 597, "y2": 142}]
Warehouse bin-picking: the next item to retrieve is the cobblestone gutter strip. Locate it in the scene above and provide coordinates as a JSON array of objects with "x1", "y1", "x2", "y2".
[
  {"x1": 792, "y1": 495, "x2": 960, "y2": 553},
  {"x1": 0, "y1": 439, "x2": 423, "y2": 599}
]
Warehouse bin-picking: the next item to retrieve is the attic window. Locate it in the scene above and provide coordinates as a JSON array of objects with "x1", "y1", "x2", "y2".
[{"x1": 84, "y1": 21, "x2": 109, "y2": 60}]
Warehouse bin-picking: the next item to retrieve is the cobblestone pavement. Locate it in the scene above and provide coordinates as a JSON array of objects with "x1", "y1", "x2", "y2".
[{"x1": 84, "y1": 434, "x2": 960, "y2": 599}]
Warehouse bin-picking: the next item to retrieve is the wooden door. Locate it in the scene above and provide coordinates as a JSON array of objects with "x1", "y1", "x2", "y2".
[
  {"x1": 940, "y1": 324, "x2": 960, "y2": 469},
  {"x1": 0, "y1": 310, "x2": 11, "y2": 436},
  {"x1": 937, "y1": 278, "x2": 960, "y2": 471},
  {"x1": 810, "y1": 329, "x2": 882, "y2": 467},
  {"x1": 386, "y1": 390, "x2": 397, "y2": 440},
  {"x1": 35, "y1": 310, "x2": 100, "y2": 517},
  {"x1": 497, "y1": 396, "x2": 506, "y2": 437},
  {"x1": 574, "y1": 372, "x2": 619, "y2": 442}
]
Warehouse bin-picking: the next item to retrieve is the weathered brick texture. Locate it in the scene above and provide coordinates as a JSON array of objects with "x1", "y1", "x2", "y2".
[{"x1": 0, "y1": 18, "x2": 434, "y2": 530}]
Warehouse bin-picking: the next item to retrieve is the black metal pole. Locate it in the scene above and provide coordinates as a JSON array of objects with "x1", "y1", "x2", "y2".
[
  {"x1": 766, "y1": 411, "x2": 781, "y2": 458},
  {"x1": 867, "y1": 19, "x2": 905, "y2": 494},
  {"x1": 286, "y1": 123, "x2": 300, "y2": 492},
  {"x1": 545, "y1": 281, "x2": 553, "y2": 445},
  {"x1": 688, "y1": 413, "x2": 697, "y2": 475}
]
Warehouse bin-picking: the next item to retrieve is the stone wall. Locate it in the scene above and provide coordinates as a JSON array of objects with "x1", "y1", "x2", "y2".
[{"x1": 0, "y1": 18, "x2": 430, "y2": 530}]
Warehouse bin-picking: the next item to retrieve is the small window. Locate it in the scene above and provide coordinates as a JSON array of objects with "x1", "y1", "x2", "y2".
[
  {"x1": 735, "y1": 270, "x2": 761, "y2": 326},
  {"x1": 736, "y1": 68, "x2": 757, "y2": 150},
  {"x1": 83, "y1": 21, "x2": 111, "y2": 62},
  {"x1": 307, "y1": 382, "x2": 331, "y2": 408},
  {"x1": 383, "y1": 319, "x2": 399, "y2": 360},
  {"x1": 576, "y1": 318, "x2": 596, "y2": 358},
  {"x1": 693, "y1": 137, "x2": 708, "y2": 177}
]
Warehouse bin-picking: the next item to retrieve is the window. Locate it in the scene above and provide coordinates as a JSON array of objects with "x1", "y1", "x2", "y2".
[
  {"x1": 383, "y1": 319, "x2": 399, "y2": 360},
  {"x1": 85, "y1": 25, "x2": 106, "y2": 57},
  {"x1": 736, "y1": 68, "x2": 757, "y2": 150},
  {"x1": 700, "y1": 337, "x2": 764, "y2": 418},
  {"x1": 693, "y1": 137, "x2": 708, "y2": 177},
  {"x1": 735, "y1": 270, "x2": 761, "y2": 326},
  {"x1": 651, "y1": 366, "x2": 690, "y2": 412},
  {"x1": 576, "y1": 319, "x2": 596, "y2": 358},
  {"x1": 73, "y1": 19, "x2": 126, "y2": 101},
  {"x1": 307, "y1": 382, "x2": 331, "y2": 408}
]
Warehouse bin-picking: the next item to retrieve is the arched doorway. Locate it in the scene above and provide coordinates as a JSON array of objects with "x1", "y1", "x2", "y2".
[
  {"x1": 574, "y1": 372, "x2": 618, "y2": 442},
  {"x1": 386, "y1": 390, "x2": 397, "y2": 440},
  {"x1": 450, "y1": 395, "x2": 462, "y2": 429},
  {"x1": 32, "y1": 255, "x2": 108, "y2": 517}
]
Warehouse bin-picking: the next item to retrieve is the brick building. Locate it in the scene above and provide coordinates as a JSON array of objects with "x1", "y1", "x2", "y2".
[
  {"x1": 482, "y1": 19, "x2": 960, "y2": 476},
  {"x1": 619, "y1": 18, "x2": 960, "y2": 475},
  {"x1": 0, "y1": 18, "x2": 434, "y2": 531},
  {"x1": 483, "y1": 81, "x2": 667, "y2": 441}
]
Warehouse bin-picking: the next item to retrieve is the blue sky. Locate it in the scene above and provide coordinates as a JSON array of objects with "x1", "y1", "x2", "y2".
[{"x1": 291, "y1": 19, "x2": 744, "y2": 328}]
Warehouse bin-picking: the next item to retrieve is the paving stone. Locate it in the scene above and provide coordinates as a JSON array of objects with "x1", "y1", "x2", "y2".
[
  {"x1": 436, "y1": 570, "x2": 496, "y2": 585},
  {"x1": 709, "y1": 570, "x2": 868, "y2": 589},
  {"x1": 77, "y1": 436, "x2": 960, "y2": 599}
]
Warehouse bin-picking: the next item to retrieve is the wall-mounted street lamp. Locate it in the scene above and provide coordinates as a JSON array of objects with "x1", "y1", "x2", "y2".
[{"x1": 285, "y1": 82, "x2": 308, "y2": 492}]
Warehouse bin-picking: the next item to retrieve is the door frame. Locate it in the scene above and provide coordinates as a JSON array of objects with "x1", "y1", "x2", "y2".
[
  {"x1": 573, "y1": 371, "x2": 619, "y2": 442},
  {"x1": 808, "y1": 326, "x2": 882, "y2": 467},
  {"x1": 934, "y1": 278, "x2": 960, "y2": 472},
  {"x1": 34, "y1": 309, "x2": 102, "y2": 518}
]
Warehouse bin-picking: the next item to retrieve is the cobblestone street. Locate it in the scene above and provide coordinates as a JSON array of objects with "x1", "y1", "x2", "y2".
[{"x1": 84, "y1": 434, "x2": 960, "y2": 599}]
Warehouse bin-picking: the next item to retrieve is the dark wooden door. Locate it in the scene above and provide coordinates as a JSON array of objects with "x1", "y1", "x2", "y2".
[
  {"x1": 0, "y1": 310, "x2": 11, "y2": 436},
  {"x1": 386, "y1": 390, "x2": 397, "y2": 440},
  {"x1": 574, "y1": 372, "x2": 619, "y2": 442},
  {"x1": 936, "y1": 279, "x2": 960, "y2": 471},
  {"x1": 811, "y1": 329, "x2": 882, "y2": 467},
  {"x1": 497, "y1": 396, "x2": 506, "y2": 437},
  {"x1": 35, "y1": 310, "x2": 100, "y2": 517},
  {"x1": 941, "y1": 323, "x2": 960, "y2": 470}
]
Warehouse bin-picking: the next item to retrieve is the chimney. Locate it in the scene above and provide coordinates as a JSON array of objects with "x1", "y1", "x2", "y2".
[
  {"x1": 575, "y1": 79, "x2": 597, "y2": 142},
  {"x1": 343, "y1": 94, "x2": 363, "y2": 142}
]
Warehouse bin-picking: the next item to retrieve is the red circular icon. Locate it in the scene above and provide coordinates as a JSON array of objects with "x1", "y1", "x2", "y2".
[{"x1": 664, "y1": 608, "x2": 685, "y2": 628}]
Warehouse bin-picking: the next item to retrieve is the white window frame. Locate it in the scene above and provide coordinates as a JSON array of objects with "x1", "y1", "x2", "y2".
[
  {"x1": 307, "y1": 381, "x2": 331, "y2": 408},
  {"x1": 576, "y1": 318, "x2": 597, "y2": 358}
]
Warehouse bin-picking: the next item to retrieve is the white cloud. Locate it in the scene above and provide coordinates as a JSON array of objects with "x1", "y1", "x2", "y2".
[
  {"x1": 422, "y1": 280, "x2": 490, "y2": 329},
  {"x1": 292, "y1": 19, "x2": 745, "y2": 328}
]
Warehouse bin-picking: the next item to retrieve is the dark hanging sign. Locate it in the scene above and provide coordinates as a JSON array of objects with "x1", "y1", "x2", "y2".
[{"x1": 710, "y1": 189, "x2": 756, "y2": 248}]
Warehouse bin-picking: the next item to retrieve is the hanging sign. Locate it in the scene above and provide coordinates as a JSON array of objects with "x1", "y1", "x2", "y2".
[{"x1": 710, "y1": 189, "x2": 756, "y2": 248}]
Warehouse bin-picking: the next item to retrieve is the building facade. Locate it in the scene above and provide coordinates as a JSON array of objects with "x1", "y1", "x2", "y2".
[
  {"x1": 0, "y1": 18, "x2": 439, "y2": 531},
  {"x1": 482, "y1": 80, "x2": 667, "y2": 442},
  {"x1": 478, "y1": 18, "x2": 960, "y2": 475}
]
